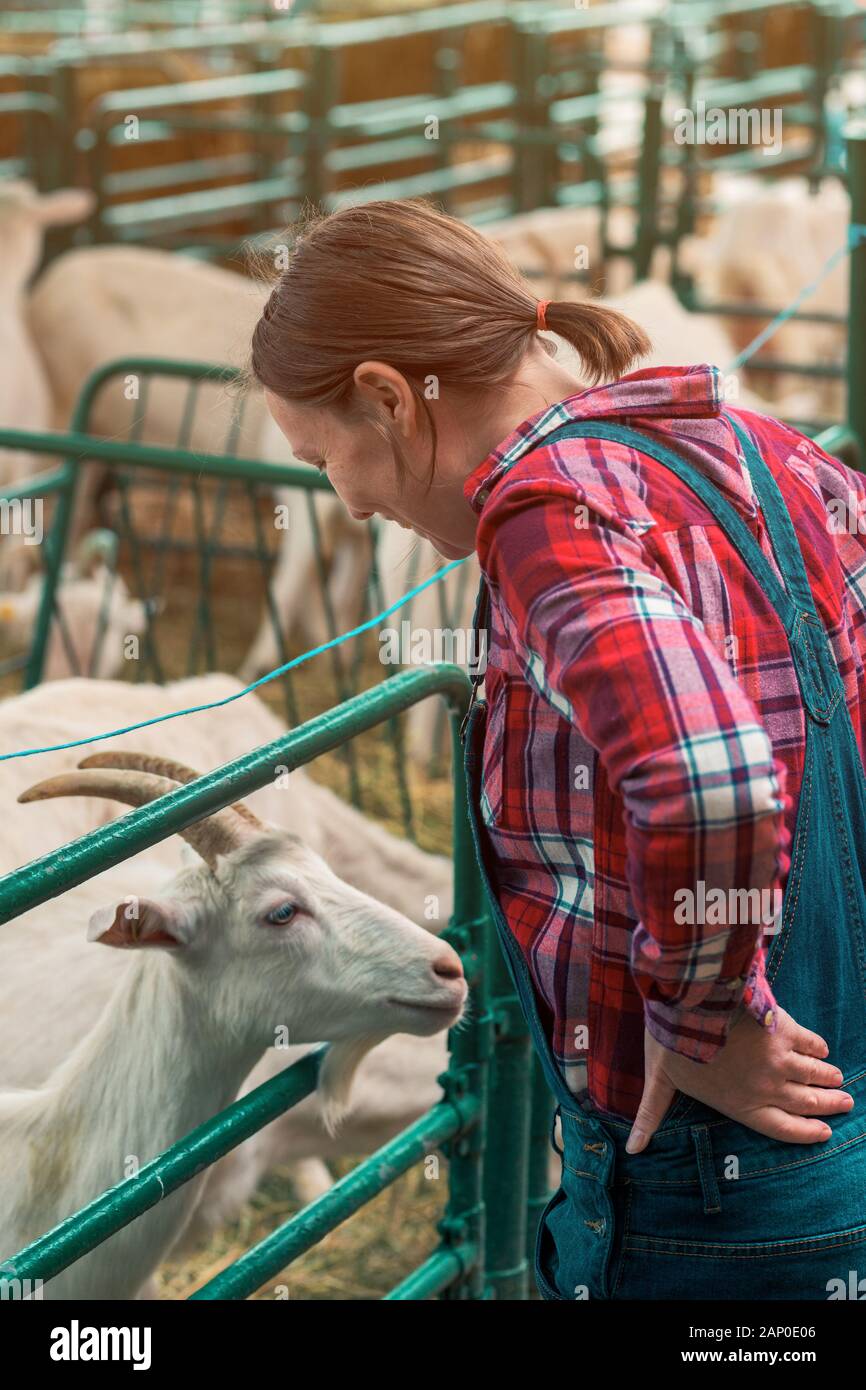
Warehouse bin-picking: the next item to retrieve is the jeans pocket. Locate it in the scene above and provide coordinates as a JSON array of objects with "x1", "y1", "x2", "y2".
[
  {"x1": 614, "y1": 1121, "x2": 866, "y2": 1299},
  {"x1": 615, "y1": 1222, "x2": 866, "y2": 1300}
]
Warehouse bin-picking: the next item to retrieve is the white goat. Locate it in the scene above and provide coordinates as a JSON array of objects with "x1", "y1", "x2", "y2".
[
  {"x1": 0, "y1": 180, "x2": 94, "y2": 483},
  {"x1": 27, "y1": 243, "x2": 269, "y2": 453},
  {"x1": 0, "y1": 673, "x2": 454, "y2": 934},
  {"x1": 0, "y1": 745, "x2": 465, "y2": 1299},
  {"x1": 0, "y1": 674, "x2": 461, "y2": 1265},
  {"x1": 0, "y1": 533, "x2": 149, "y2": 681},
  {"x1": 678, "y1": 174, "x2": 849, "y2": 414},
  {"x1": 0, "y1": 180, "x2": 94, "y2": 585},
  {"x1": 484, "y1": 203, "x2": 638, "y2": 299}
]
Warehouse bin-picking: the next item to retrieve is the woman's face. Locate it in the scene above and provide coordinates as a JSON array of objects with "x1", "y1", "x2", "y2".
[
  {"x1": 263, "y1": 377, "x2": 479, "y2": 561},
  {"x1": 263, "y1": 345, "x2": 583, "y2": 560}
]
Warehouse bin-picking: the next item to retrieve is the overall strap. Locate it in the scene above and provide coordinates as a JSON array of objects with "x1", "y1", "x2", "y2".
[
  {"x1": 524, "y1": 416, "x2": 844, "y2": 725},
  {"x1": 723, "y1": 413, "x2": 822, "y2": 620},
  {"x1": 459, "y1": 560, "x2": 492, "y2": 744}
]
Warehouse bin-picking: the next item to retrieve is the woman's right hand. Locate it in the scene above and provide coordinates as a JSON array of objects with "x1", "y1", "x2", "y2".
[{"x1": 626, "y1": 1003, "x2": 854, "y2": 1153}]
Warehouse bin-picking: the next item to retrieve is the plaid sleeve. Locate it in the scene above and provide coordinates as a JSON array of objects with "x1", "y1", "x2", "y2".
[{"x1": 479, "y1": 473, "x2": 792, "y2": 1063}]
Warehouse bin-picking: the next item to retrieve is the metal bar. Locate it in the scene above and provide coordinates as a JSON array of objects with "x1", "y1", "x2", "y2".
[
  {"x1": 0, "y1": 468, "x2": 70, "y2": 502},
  {"x1": 22, "y1": 462, "x2": 77, "y2": 690},
  {"x1": 813, "y1": 423, "x2": 860, "y2": 465},
  {"x1": 634, "y1": 89, "x2": 663, "y2": 279},
  {"x1": 481, "y1": 941, "x2": 533, "y2": 1300},
  {"x1": 0, "y1": 664, "x2": 473, "y2": 924},
  {"x1": 2, "y1": 1047, "x2": 327, "y2": 1287},
  {"x1": 385, "y1": 1245, "x2": 477, "y2": 1300},
  {"x1": 434, "y1": 709, "x2": 494, "y2": 1299},
  {"x1": 51, "y1": 19, "x2": 311, "y2": 65},
  {"x1": 0, "y1": 427, "x2": 333, "y2": 492},
  {"x1": 324, "y1": 156, "x2": 513, "y2": 211},
  {"x1": 188, "y1": 1099, "x2": 477, "y2": 1299},
  {"x1": 733, "y1": 359, "x2": 845, "y2": 379},
  {"x1": 846, "y1": 120, "x2": 866, "y2": 466},
  {"x1": 327, "y1": 82, "x2": 515, "y2": 134},
  {"x1": 681, "y1": 300, "x2": 846, "y2": 326},
  {"x1": 102, "y1": 178, "x2": 301, "y2": 232},
  {"x1": 91, "y1": 67, "x2": 306, "y2": 119}
]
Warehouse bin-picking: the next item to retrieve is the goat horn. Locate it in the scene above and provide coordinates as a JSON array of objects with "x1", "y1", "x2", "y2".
[
  {"x1": 77, "y1": 751, "x2": 265, "y2": 829},
  {"x1": 17, "y1": 769, "x2": 250, "y2": 871}
]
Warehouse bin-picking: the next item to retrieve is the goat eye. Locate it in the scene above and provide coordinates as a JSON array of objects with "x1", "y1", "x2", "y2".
[{"x1": 265, "y1": 901, "x2": 297, "y2": 926}]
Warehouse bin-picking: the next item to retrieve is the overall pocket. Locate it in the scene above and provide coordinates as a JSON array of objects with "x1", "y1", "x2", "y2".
[
  {"x1": 613, "y1": 1102, "x2": 866, "y2": 1300},
  {"x1": 534, "y1": 1156, "x2": 623, "y2": 1300}
]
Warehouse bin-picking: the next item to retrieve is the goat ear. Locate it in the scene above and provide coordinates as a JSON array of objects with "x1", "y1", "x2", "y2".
[
  {"x1": 87, "y1": 896, "x2": 191, "y2": 950},
  {"x1": 35, "y1": 187, "x2": 95, "y2": 227}
]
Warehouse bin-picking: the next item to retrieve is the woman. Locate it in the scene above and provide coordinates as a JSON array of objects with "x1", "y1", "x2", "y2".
[{"x1": 249, "y1": 198, "x2": 866, "y2": 1301}]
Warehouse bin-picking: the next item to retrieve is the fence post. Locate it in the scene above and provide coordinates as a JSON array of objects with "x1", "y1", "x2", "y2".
[
  {"x1": 481, "y1": 926, "x2": 533, "y2": 1299},
  {"x1": 24, "y1": 461, "x2": 77, "y2": 689},
  {"x1": 432, "y1": 709, "x2": 494, "y2": 1300},
  {"x1": 302, "y1": 39, "x2": 334, "y2": 209},
  {"x1": 634, "y1": 86, "x2": 664, "y2": 280},
  {"x1": 511, "y1": 20, "x2": 552, "y2": 212},
  {"x1": 845, "y1": 120, "x2": 866, "y2": 466}
]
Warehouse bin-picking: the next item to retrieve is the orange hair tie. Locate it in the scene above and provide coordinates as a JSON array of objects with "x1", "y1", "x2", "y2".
[{"x1": 536, "y1": 299, "x2": 551, "y2": 332}]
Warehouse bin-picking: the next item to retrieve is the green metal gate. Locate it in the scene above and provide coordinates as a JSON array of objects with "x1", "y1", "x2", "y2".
[{"x1": 0, "y1": 664, "x2": 554, "y2": 1299}]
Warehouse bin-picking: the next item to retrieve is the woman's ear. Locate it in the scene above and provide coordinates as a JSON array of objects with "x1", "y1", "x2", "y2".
[{"x1": 351, "y1": 361, "x2": 417, "y2": 432}]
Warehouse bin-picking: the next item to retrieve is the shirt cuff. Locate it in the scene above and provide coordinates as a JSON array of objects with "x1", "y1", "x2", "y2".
[{"x1": 643, "y1": 940, "x2": 779, "y2": 1064}]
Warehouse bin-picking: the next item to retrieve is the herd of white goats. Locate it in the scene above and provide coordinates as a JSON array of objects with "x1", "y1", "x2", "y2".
[{"x1": 0, "y1": 172, "x2": 851, "y2": 1298}]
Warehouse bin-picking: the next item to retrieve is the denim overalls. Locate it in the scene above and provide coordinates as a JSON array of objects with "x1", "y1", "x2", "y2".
[{"x1": 461, "y1": 414, "x2": 866, "y2": 1300}]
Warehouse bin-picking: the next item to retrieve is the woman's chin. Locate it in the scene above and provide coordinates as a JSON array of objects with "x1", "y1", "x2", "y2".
[{"x1": 423, "y1": 533, "x2": 473, "y2": 560}]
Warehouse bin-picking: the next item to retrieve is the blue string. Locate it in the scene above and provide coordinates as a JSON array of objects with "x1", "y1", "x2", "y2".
[
  {"x1": 6, "y1": 221, "x2": 866, "y2": 764},
  {"x1": 724, "y1": 222, "x2": 866, "y2": 373},
  {"x1": 0, "y1": 555, "x2": 470, "y2": 762}
]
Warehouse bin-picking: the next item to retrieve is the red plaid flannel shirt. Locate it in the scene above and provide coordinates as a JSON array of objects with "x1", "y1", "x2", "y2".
[{"x1": 465, "y1": 363, "x2": 866, "y2": 1122}]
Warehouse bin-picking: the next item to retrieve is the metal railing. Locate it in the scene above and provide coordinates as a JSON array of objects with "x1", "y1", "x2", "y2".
[
  {"x1": 0, "y1": 352, "x2": 480, "y2": 828},
  {"x1": 8, "y1": 1, "x2": 860, "y2": 264},
  {"x1": 0, "y1": 665, "x2": 552, "y2": 1299}
]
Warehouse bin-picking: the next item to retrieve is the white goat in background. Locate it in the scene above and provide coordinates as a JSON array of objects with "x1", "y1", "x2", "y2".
[
  {"x1": 0, "y1": 180, "x2": 94, "y2": 486},
  {"x1": 27, "y1": 243, "x2": 269, "y2": 453},
  {"x1": 678, "y1": 175, "x2": 849, "y2": 414},
  {"x1": 0, "y1": 180, "x2": 93, "y2": 586},
  {"x1": 0, "y1": 531, "x2": 149, "y2": 681}
]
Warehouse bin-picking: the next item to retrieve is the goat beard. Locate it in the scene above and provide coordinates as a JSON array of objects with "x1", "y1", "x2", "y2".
[{"x1": 318, "y1": 1032, "x2": 393, "y2": 1137}]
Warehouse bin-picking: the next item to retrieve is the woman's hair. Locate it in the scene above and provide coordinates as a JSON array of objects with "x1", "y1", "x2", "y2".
[{"x1": 248, "y1": 197, "x2": 650, "y2": 487}]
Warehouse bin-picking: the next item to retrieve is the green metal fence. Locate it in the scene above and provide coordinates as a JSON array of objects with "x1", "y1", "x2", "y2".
[
  {"x1": 9, "y1": 1, "x2": 862, "y2": 266},
  {"x1": 2, "y1": 10, "x2": 866, "y2": 1297},
  {"x1": 0, "y1": 368, "x2": 418, "y2": 837},
  {"x1": 0, "y1": 662, "x2": 552, "y2": 1299}
]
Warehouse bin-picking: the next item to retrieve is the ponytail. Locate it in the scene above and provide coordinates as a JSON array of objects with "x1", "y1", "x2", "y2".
[{"x1": 539, "y1": 299, "x2": 651, "y2": 385}]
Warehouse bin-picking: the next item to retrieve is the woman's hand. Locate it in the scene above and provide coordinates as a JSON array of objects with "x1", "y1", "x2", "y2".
[{"x1": 625, "y1": 1004, "x2": 854, "y2": 1152}]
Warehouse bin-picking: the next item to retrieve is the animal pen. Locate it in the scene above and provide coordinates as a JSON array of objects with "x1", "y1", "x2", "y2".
[{"x1": 2, "y1": 0, "x2": 866, "y2": 1303}]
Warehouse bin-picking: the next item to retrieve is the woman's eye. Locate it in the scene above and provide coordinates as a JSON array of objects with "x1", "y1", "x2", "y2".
[{"x1": 266, "y1": 901, "x2": 297, "y2": 926}]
